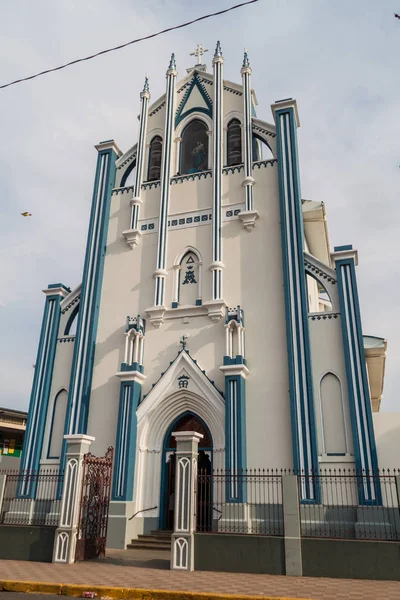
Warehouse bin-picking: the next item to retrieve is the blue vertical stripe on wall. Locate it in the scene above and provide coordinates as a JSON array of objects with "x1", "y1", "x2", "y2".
[
  {"x1": 224, "y1": 374, "x2": 247, "y2": 502},
  {"x1": 274, "y1": 105, "x2": 319, "y2": 502},
  {"x1": 335, "y1": 254, "x2": 381, "y2": 504},
  {"x1": 19, "y1": 288, "x2": 65, "y2": 498},
  {"x1": 112, "y1": 381, "x2": 142, "y2": 501},
  {"x1": 60, "y1": 144, "x2": 119, "y2": 478}
]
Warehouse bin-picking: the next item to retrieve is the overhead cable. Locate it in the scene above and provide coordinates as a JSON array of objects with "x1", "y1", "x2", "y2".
[{"x1": 0, "y1": 0, "x2": 260, "y2": 90}]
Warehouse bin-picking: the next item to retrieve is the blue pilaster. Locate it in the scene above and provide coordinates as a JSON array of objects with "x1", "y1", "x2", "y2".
[
  {"x1": 19, "y1": 283, "x2": 69, "y2": 498},
  {"x1": 223, "y1": 374, "x2": 247, "y2": 502},
  {"x1": 272, "y1": 99, "x2": 319, "y2": 502},
  {"x1": 332, "y1": 245, "x2": 381, "y2": 504},
  {"x1": 62, "y1": 140, "x2": 121, "y2": 470},
  {"x1": 112, "y1": 379, "x2": 142, "y2": 501},
  {"x1": 221, "y1": 306, "x2": 248, "y2": 502}
]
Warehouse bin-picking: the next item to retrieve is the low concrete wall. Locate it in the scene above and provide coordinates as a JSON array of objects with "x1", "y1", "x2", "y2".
[
  {"x1": 194, "y1": 533, "x2": 285, "y2": 574},
  {"x1": 302, "y1": 538, "x2": 400, "y2": 581},
  {"x1": 0, "y1": 525, "x2": 56, "y2": 562}
]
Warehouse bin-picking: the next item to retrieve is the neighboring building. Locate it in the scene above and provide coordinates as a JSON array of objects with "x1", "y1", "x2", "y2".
[
  {"x1": 19, "y1": 43, "x2": 396, "y2": 549},
  {"x1": 0, "y1": 406, "x2": 27, "y2": 462}
]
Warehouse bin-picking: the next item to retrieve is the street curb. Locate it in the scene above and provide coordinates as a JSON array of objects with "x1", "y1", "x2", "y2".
[{"x1": 0, "y1": 579, "x2": 312, "y2": 600}]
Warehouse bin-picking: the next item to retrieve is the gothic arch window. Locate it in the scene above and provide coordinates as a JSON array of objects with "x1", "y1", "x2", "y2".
[
  {"x1": 180, "y1": 120, "x2": 209, "y2": 174},
  {"x1": 147, "y1": 136, "x2": 163, "y2": 181},
  {"x1": 319, "y1": 373, "x2": 350, "y2": 455},
  {"x1": 172, "y1": 248, "x2": 202, "y2": 308},
  {"x1": 121, "y1": 158, "x2": 137, "y2": 187},
  {"x1": 64, "y1": 305, "x2": 79, "y2": 336},
  {"x1": 47, "y1": 389, "x2": 68, "y2": 459},
  {"x1": 227, "y1": 119, "x2": 242, "y2": 166}
]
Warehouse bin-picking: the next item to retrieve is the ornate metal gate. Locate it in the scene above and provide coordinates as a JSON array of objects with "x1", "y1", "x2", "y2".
[{"x1": 75, "y1": 447, "x2": 113, "y2": 561}]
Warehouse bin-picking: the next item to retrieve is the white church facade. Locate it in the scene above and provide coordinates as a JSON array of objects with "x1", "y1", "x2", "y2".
[{"x1": 21, "y1": 43, "x2": 391, "y2": 548}]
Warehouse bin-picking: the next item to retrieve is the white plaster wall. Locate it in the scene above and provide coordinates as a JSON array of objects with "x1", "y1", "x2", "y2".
[
  {"x1": 90, "y1": 160, "x2": 293, "y2": 476},
  {"x1": 373, "y1": 412, "x2": 400, "y2": 469},
  {"x1": 41, "y1": 339, "x2": 75, "y2": 463},
  {"x1": 309, "y1": 316, "x2": 355, "y2": 471}
]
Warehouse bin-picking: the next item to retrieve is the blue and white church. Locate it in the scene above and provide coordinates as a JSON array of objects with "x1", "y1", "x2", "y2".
[{"x1": 22, "y1": 43, "x2": 392, "y2": 548}]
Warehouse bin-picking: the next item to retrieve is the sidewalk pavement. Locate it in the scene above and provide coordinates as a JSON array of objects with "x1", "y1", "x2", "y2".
[{"x1": 0, "y1": 548, "x2": 399, "y2": 600}]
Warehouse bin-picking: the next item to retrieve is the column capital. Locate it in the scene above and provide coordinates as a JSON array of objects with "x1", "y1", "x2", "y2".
[
  {"x1": 220, "y1": 364, "x2": 249, "y2": 379},
  {"x1": 42, "y1": 283, "x2": 70, "y2": 298},
  {"x1": 173, "y1": 431, "x2": 204, "y2": 445},
  {"x1": 271, "y1": 98, "x2": 300, "y2": 128},
  {"x1": 241, "y1": 65, "x2": 252, "y2": 77},
  {"x1": 331, "y1": 245, "x2": 358, "y2": 265},
  {"x1": 95, "y1": 139, "x2": 122, "y2": 156}
]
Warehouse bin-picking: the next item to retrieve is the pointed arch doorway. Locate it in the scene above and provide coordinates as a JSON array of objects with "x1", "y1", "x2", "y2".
[{"x1": 159, "y1": 411, "x2": 212, "y2": 531}]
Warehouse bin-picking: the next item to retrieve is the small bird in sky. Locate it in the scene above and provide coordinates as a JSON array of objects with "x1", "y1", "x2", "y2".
[{"x1": 21, "y1": 212, "x2": 32, "y2": 217}]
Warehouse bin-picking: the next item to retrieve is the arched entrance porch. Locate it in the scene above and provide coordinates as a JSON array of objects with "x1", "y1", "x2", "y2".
[{"x1": 159, "y1": 412, "x2": 212, "y2": 531}]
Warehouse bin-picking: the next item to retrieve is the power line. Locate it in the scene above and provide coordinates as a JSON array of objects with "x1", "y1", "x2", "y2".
[{"x1": 0, "y1": 0, "x2": 261, "y2": 91}]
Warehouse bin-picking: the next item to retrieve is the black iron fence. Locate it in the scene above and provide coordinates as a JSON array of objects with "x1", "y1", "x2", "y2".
[
  {"x1": 197, "y1": 469, "x2": 283, "y2": 535},
  {"x1": 300, "y1": 469, "x2": 400, "y2": 541},
  {"x1": 0, "y1": 469, "x2": 64, "y2": 526},
  {"x1": 197, "y1": 468, "x2": 400, "y2": 542}
]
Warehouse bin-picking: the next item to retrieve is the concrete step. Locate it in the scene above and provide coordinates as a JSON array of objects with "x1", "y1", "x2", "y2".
[
  {"x1": 127, "y1": 540, "x2": 171, "y2": 550},
  {"x1": 150, "y1": 530, "x2": 173, "y2": 538}
]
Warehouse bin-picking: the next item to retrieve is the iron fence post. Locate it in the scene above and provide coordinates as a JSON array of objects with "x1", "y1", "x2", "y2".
[
  {"x1": 282, "y1": 474, "x2": 303, "y2": 576},
  {"x1": 0, "y1": 474, "x2": 6, "y2": 521},
  {"x1": 171, "y1": 431, "x2": 203, "y2": 571},
  {"x1": 52, "y1": 434, "x2": 95, "y2": 563}
]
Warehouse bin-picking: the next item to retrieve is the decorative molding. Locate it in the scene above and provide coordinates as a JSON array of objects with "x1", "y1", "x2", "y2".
[
  {"x1": 238, "y1": 209, "x2": 259, "y2": 232},
  {"x1": 253, "y1": 158, "x2": 277, "y2": 169},
  {"x1": 117, "y1": 151, "x2": 137, "y2": 171},
  {"x1": 252, "y1": 124, "x2": 276, "y2": 138},
  {"x1": 142, "y1": 180, "x2": 161, "y2": 190},
  {"x1": 304, "y1": 255, "x2": 337, "y2": 285},
  {"x1": 224, "y1": 85, "x2": 242, "y2": 96},
  {"x1": 223, "y1": 164, "x2": 244, "y2": 175},
  {"x1": 309, "y1": 312, "x2": 340, "y2": 320},
  {"x1": 171, "y1": 170, "x2": 212, "y2": 184},
  {"x1": 149, "y1": 101, "x2": 165, "y2": 117},
  {"x1": 57, "y1": 336, "x2": 76, "y2": 343},
  {"x1": 112, "y1": 185, "x2": 134, "y2": 196},
  {"x1": 220, "y1": 364, "x2": 250, "y2": 379}
]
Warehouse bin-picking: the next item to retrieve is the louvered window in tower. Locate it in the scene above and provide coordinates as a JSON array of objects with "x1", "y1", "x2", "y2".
[
  {"x1": 147, "y1": 136, "x2": 162, "y2": 181},
  {"x1": 227, "y1": 119, "x2": 242, "y2": 166}
]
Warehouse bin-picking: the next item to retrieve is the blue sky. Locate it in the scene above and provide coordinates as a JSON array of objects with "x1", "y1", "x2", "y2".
[{"x1": 0, "y1": 0, "x2": 399, "y2": 411}]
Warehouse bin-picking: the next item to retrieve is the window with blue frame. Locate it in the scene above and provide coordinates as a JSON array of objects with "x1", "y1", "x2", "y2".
[{"x1": 180, "y1": 120, "x2": 208, "y2": 174}]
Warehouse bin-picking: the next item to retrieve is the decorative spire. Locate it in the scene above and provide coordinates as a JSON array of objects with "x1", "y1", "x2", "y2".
[
  {"x1": 169, "y1": 53, "x2": 176, "y2": 70},
  {"x1": 214, "y1": 40, "x2": 222, "y2": 58},
  {"x1": 143, "y1": 76, "x2": 150, "y2": 93},
  {"x1": 243, "y1": 48, "x2": 250, "y2": 68}
]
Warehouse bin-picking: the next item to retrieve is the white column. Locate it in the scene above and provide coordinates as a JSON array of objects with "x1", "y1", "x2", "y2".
[
  {"x1": 197, "y1": 261, "x2": 203, "y2": 303},
  {"x1": 211, "y1": 41, "x2": 224, "y2": 301},
  {"x1": 124, "y1": 333, "x2": 129, "y2": 364},
  {"x1": 239, "y1": 50, "x2": 259, "y2": 232},
  {"x1": 131, "y1": 78, "x2": 151, "y2": 230},
  {"x1": 53, "y1": 434, "x2": 94, "y2": 563},
  {"x1": 171, "y1": 431, "x2": 203, "y2": 571},
  {"x1": 133, "y1": 333, "x2": 139, "y2": 364},
  {"x1": 148, "y1": 54, "x2": 177, "y2": 328},
  {"x1": 172, "y1": 265, "x2": 181, "y2": 305},
  {"x1": 174, "y1": 137, "x2": 182, "y2": 174}
]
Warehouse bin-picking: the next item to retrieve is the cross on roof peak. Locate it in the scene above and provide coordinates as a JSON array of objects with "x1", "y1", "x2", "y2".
[{"x1": 190, "y1": 44, "x2": 208, "y2": 66}]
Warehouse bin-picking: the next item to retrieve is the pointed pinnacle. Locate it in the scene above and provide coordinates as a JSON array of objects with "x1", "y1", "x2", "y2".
[
  {"x1": 143, "y1": 76, "x2": 150, "y2": 93},
  {"x1": 243, "y1": 48, "x2": 250, "y2": 68},
  {"x1": 169, "y1": 53, "x2": 176, "y2": 70},
  {"x1": 214, "y1": 40, "x2": 222, "y2": 58}
]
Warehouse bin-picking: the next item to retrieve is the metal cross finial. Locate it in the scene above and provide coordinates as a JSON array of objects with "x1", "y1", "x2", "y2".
[
  {"x1": 180, "y1": 335, "x2": 188, "y2": 350},
  {"x1": 243, "y1": 48, "x2": 250, "y2": 68},
  {"x1": 169, "y1": 53, "x2": 176, "y2": 70},
  {"x1": 190, "y1": 44, "x2": 208, "y2": 65}
]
